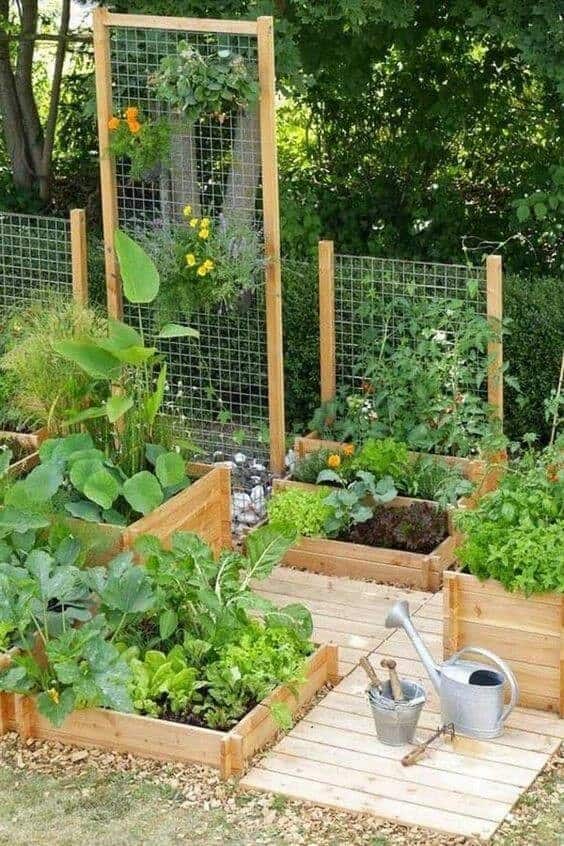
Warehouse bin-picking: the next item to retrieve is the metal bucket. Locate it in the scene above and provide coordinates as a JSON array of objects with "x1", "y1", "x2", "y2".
[{"x1": 368, "y1": 680, "x2": 426, "y2": 746}]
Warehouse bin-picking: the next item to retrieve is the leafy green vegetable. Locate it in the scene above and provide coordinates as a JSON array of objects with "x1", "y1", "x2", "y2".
[{"x1": 266, "y1": 487, "x2": 333, "y2": 538}]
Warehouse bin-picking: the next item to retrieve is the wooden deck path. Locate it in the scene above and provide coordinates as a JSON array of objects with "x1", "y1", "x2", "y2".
[{"x1": 243, "y1": 568, "x2": 564, "y2": 840}]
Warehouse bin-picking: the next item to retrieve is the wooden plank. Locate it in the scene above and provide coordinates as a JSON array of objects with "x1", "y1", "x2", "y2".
[
  {"x1": 257, "y1": 16, "x2": 285, "y2": 475},
  {"x1": 70, "y1": 208, "x2": 88, "y2": 305},
  {"x1": 276, "y1": 734, "x2": 521, "y2": 804},
  {"x1": 92, "y1": 6, "x2": 122, "y2": 319},
  {"x1": 242, "y1": 767, "x2": 496, "y2": 838},
  {"x1": 318, "y1": 240, "x2": 336, "y2": 403},
  {"x1": 486, "y1": 254, "x2": 504, "y2": 421},
  {"x1": 104, "y1": 12, "x2": 258, "y2": 35}
]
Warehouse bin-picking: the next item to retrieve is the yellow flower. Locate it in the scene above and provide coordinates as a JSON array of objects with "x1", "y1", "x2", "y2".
[
  {"x1": 198, "y1": 228, "x2": 209, "y2": 240},
  {"x1": 189, "y1": 218, "x2": 199, "y2": 228},
  {"x1": 108, "y1": 116, "x2": 120, "y2": 131},
  {"x1": 204, "y1": 259, "x2": 214, "y2": 271},
  {"x1": 183, "y1": 205, "x2": 192, "y2": 218},
  {"x1": 327, "y1": 454, "x2": 341, "y2": 469},
  {"x1": 197, "y1": 264, "x2": 208, "y2": 276},
  {"x1": 185, "y1": 253, "x2": 196, "y2": 267},
  {"x1": 342, "y1": 444, "x2": 355, "y2": 457},
  {"x1": 48, "y1": 688, "x2": 60, "y2": 704},
  {"x1": 200, "y1": 217, "x2": 210, "y2": 227}
]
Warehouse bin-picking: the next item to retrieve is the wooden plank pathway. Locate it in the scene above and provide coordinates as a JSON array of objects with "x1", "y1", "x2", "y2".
[{"x1": 242, "y1": 568, "x2": 563, "y2": 840}]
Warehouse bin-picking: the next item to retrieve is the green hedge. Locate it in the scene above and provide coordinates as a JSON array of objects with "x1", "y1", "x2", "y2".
[{"x1": 504, "y1": 273, "x2": 564, "y2": 443}]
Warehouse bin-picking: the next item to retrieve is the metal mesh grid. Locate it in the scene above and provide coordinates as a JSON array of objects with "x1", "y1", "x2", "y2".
[
  {"x1": 0, "y1": 213, "x2": 73, "y2": 312},
  {"x1": 334, "y1": 253, "x2": 487, "y2": 394},
  {"x1": 109, "y1": 23, "x2": 269, "y2": 461}
]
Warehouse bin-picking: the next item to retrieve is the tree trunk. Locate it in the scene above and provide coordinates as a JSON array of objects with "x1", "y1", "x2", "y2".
[
  {"x1": 222, "y1": 105, "x2": 261, "y2": 227},
  {"x1": 39, "y1": 0, "x2": 70, "y2": 201},
  {"x1": 160, "y1": 115, "x2": 201, "y2": 222},
  {"x1": 0, "y1": 5, "x2": 34, "y2": 192}
]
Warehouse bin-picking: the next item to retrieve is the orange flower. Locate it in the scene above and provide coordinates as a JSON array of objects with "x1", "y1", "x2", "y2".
[
  {"x1": 128, "y1": 119, "x2": 141, "y2": 134},
  {"x1": 342, "y1": 444, "x2": 355, "y2": 457},
  {"x1": 125, "y1": 106, "x2": 139, "y2": 121},
  {"x1": 327, "y1": 454, "x2": 341, "y2": 470},
  {"x1": 108, "y1": 116, "x2": 120, "y2": 131},
  {"x1": 361, "y1": 381, "x2": 374, "y2": 394}
]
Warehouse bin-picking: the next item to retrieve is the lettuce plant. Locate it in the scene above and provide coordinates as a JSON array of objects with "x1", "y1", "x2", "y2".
[{"x1": 266, "y1": 487, "x2": 333, "y2": 538}]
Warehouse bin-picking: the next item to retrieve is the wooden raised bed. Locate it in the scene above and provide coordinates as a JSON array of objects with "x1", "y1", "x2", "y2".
[
  {"x1": 443, "y1": 571, "x2": 563, "y2": 716},
  {"x1": 0, "y1": 427, "x2": 48, "y2": 478},
  {"x1": 267, "y1": 478, "x2": 459, "y2": 591},
  {"x1": 6, "y1": 456, "x2": 232, "y2": 562},
  {"x1": 294, "y1": 434, "x2": 503, "y2": 505},
  {"x1": 0, "y1": 643, "x2": 339, "y2": 777}
]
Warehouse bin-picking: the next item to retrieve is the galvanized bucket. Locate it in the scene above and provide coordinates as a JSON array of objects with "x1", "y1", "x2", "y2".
[{"x1": 368, "y1": 680, "x2": 426, "y2": 746}]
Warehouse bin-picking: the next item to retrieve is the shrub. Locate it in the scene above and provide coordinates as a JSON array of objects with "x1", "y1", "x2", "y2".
[{"x1": 267, "y1": 487, "x2": 333, "y2": 537}]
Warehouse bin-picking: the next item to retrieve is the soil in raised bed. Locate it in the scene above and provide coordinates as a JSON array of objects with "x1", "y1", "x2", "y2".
[{"x1": 345, "y1": 502, "x2": 448, "y2": 554}]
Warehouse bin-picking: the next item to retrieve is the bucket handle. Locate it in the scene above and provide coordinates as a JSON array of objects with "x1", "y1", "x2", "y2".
[{"x1": 455, "y1": 646, "x2": 519, "y2": 724}]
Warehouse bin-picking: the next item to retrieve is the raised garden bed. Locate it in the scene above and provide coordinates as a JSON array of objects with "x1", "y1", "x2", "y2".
[
  {"x1": 443, "y1": 571, "x2": 563, "y2": 716},
  {"x1": 0, "y1": 427, "x2": 48, "y2": 477},
  {"x1": 265, "y1": 478, "x2": 459, "y2": 591},
  {"x1": 294, "y1": 434, "x2": 503, "y2": 505},
  {"x1": 0, "y1": 643, "x2": 338, "y2": 777}
]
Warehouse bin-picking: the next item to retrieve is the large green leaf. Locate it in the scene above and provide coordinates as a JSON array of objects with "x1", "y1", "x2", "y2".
[
  {"x1": 114, "y1": 229, "x2": 159, "y2": 304},
  {"x1": 105, "y1": 394, "x2": 134, "y2": 423},
  {"x1": 158, "y1": 324, "x2": 200, "y2": 340},
  {"x1": 0, "y1": 509, "x2": 50, "y2": 535},
  {"x1": 101, "y1": 556, "x2": 155, "y2": 614},
  {"x1": 97, "y1": 337, "x2": 157, "y2": 366},
  {"x1": 37, "y1": 687, "x2": 76, "y2": 727},
  {"x1": 245, "y1": 526, "x2": 297, "y2": 582},
  {"x1": 155, "y1": 452, "x2": 186, "y2": 488},
  {"x1": 84, "y1": 468, "x2": 121, "y2": 510},
  {"x1": 144, "y1": 364, "x2": 166, "y2": 427},
  {"x1": 39, "y1": 433, "x2": 94, "y2": 464},
  {"x1": 24, "y1": 463, "x2": 64, "y2": 502},
  {"x1": 64, "y1": 500, "x2": 103, "y2": 523},
  {"x1": 53, "y1": 340, "x2": 122, "y2": 379},
  {"x1": 122, "y1": 471, "x2": 163, "y2": 516},
  {"x1": 69, "y1": 458, "x2": 106, "y2": 492}
]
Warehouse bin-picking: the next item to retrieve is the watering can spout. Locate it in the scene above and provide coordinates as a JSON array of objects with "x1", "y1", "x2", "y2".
[{"x1": 384, "y1": 601, "x2": 442, "y2": 694}]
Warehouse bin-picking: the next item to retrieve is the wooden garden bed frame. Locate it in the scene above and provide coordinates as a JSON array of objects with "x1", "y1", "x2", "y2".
[
  {"x1": 7, "y1": 455, "x2": 232, "y2": 562},
  {"x1": 264, "y1": 478, "x2": 459, "y2": 591},
  {"x1": 443, "y1": 571, "x2": 563, "y2": 716},
  {"x1": 0, "y1": 644, "x2": 339, "y2": 777}
]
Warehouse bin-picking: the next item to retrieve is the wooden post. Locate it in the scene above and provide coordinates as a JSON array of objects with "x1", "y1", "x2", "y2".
[
  {"x1": 319, "y1": 240, "x2": 336, "y2": 404},
  {"x1": 70, "y1": 208, "x2": 88, "y2": 305},
  {"x1": 486, "y1": 255, "x2": 503, "y2": 422},
  {"x1": 444, "y1": 574, "x2": 460, "y2": 658},
  {"x1": 257, "y1": 16, "x2": 285, "y2": 475},
  {"x1": 560, "y1": 596, "x2": 564, "y2": 718},
  {"x1": 14, "y1": 694, "x2": 33, "y2": 741},
  {"x1": 93, "y1": 7, "x2": 122, "y2": 319}
]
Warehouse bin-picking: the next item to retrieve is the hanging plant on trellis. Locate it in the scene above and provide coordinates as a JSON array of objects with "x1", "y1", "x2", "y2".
[
  {"x1": 148, "y1": 43, "x2": 259, "y2": 122},
  {"x1": 108, "y1": 106, "x2": 171, "y2": 180}
]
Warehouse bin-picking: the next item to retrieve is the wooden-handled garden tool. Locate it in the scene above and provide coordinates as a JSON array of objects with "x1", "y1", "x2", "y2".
[
  {"x1": 381, "y1": 658, "x2": 404, "y2": 701},
  {"x1": 360, "y1": 656, "x2": 384, "y2": 693},
  {"x1": 401, "y1": 723, "x2": 455, "y2": 766}
]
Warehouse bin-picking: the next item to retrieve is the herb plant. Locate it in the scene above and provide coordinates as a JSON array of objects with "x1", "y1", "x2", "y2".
[
  {"x1": 455, "y1": 442, "x2": 564, "y2": 594},
  {"x1": 149, "y1": 43, "x2": 258, "y2": 122},
  {"x1": 405, "y1": 455, "x2": 474, "y2": 506}
]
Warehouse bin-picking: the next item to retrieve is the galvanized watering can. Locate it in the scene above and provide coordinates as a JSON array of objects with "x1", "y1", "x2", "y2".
[{"x1": 385, "y1": 601, "x2": 519, "y2": 740}]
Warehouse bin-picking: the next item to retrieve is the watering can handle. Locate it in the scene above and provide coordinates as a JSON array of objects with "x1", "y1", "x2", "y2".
[{"x1": 455, "y1": 646, "x2": 519, "y2": 724}]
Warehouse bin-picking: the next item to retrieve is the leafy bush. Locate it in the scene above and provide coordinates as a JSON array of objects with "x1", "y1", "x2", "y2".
[
  {"x1": 353, "y1": 437, "x2": 410, "y2": 481},
  {"x1": 292, "y1": 446, "x2": 355, "y2": 485},
  {"x1": 348, "y1": 501, "x2": 448, "y2": 554},
  {"x1": 267, "y1": 487, "x2": 333, "y2": 537},
  {"x1": 455, "y1": 444, "x2": 564, "y2": 594}
]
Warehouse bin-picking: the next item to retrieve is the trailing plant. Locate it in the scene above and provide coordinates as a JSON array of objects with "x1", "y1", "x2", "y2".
[
  {"x1": 348, "y1": 502, "x2": 448, "y2": 554},
  {"x1": 108, "y1": 107, "x2": 171, "y2": 181},
  {"x1": 2, "y1": 432, "x2": 191, "y2": 527},
  {"x1": 54, "y1": 230, "x2": 199, "y2": 479},
  {"x1": 266, "y1": 487, "x2": 334, "y2": 538},
  {"x1": 311, "y1": 296, "x2": 514, "y2": 456},
  {"x1": 0, "y1": 296, "x2": 107, "y2": 434},
  {"x1": 137, "y1": 211, "x2": 264, "y2": 318},
  {"x1": 455, "y1": 440, "x2": 564, "y2": 594},
  {"x1": 0, "y1": 543, "x2": 156, "y2": 726},
  {"x1": 149, "y1": 43, "x2": 258, "y2": 121}
]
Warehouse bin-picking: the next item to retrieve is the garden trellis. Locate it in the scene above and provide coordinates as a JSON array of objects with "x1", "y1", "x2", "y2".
[
  {"x1": 318, "y1": 241, "x2": 504, "y2": 422},
  {"x1": 93, "y1": 10, "x2": 285, "y2": 472},
  {"x1": 0, "y1": 209, "x2": 88, "y2": 313}
]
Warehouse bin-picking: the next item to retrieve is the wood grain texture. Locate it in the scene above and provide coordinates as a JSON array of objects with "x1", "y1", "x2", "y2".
[
  {"x1": 70, "y1": 208, "x2": 88, "y2": 305},
  {"x1": 318, "y1": 240, "x2": 336, "y2": 403},
  {"x1": 486, "y1": 254, "x2": 504, "y2": 421}
]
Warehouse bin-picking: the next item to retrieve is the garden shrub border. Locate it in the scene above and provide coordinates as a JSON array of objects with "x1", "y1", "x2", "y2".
[
  {"x1": 263, "y1": 478, "x2": 459, "y2": 591},
  {"x1": 443, "y1": 571, "x2": 563, "y2": 716},
  {"x1": 0, "y1": 643, "x2": 339, "y2": 777}
]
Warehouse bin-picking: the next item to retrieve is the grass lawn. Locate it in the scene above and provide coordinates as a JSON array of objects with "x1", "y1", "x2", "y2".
[{"x1": 0, "y1": 735, "x2": 561, "y2": 846}]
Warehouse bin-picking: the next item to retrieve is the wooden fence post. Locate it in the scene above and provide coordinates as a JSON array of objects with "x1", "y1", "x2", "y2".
[
  {"x1": 486, "y1": 255, "x2": 503, "y2": 423},
  {"x1": 93, "y1": 6, "x2": 122, "y2": 319},
  {"x1": 257, "y1": 16, "x2": 286, "y2": 475},
  {"x1": 319, "y1": 240, "x2": 336, "y2": 404},
  {"x1": 70, "y1": 208, "x2": 88, "y2": 305}
]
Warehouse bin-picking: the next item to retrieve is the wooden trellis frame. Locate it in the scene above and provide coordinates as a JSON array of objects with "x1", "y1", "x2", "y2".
[
  {"x1": 92, "y1": 9, "x2": 286, "y2": 473},
  {"x1": 318, "y1": 240, "x2": 504, "y2": 422}
]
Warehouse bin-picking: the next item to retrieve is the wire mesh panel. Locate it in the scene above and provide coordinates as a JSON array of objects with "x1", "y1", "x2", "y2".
[
  {"x1": 0, "y1": 213, "x2": 73, "y2": 311},
  {"x1": 97, "y1": 13, "x2": 280, "y2": 465},
  {"x1": 333, "y1": 253, "x2": 488, "y2": 396}
]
